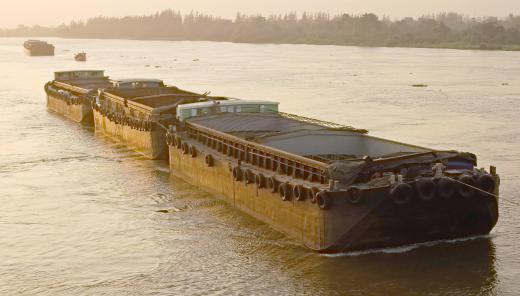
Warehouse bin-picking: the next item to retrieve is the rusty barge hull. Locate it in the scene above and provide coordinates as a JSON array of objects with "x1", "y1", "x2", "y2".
[
  {"x1": 44, "y1": 70, "x2": 112, "y2": 125},
  {"x1": 46, "y1": 93, "x2": 93, "y2": 124},
  {"x1": 93, "y1": 79, "x2": 226, "y2": 160},
  {"x1": 24, "y1": 40, "x2": 54, "y2": 56},
  {"x1": 93, "y1": 109, "x2": 167, "y2": 159},
  {"x1": 25, "y1": 48, "x2": 54, "y2": 56},
  {"x1": 168, "y1": 136, "x2": 498, "y2": 253},
  {"x1": 166, "y1": 105, "x2": 499, "y2": 253}
]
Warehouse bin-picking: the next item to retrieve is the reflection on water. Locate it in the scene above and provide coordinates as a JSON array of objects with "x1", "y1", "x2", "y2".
[
  {"x1": 0, "y1": 37, "x2": 518, "y2": 295},
  {"x1": 314, "y1": 238, "x2": 497, "y2": 295}
]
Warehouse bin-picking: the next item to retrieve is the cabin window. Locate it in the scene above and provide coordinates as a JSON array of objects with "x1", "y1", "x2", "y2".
[
  {"x1": 236, "y1": 106, "x2": 242, "y2": 113},
  {"x1": 227, "y1": 106, "x2": 234, "y2": 113},
  {"x1": 135, "y1": 82, "x2": 160, "y2": 88},
  {"x1": 118, "y1": 83, "x2": 132, "y2": 89},
  {"x1": 146, "y1": 82, "x2": 160, "y2": 88}
]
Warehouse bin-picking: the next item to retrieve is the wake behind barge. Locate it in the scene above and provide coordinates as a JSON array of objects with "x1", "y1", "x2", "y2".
[{"x1": 167, "y1": 100, "x2": 499, "y2": 253}]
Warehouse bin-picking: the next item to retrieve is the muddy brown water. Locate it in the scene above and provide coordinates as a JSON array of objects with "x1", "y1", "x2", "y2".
[{"x1": 0, "y1": 37, "x2": 519, "y2": 295}]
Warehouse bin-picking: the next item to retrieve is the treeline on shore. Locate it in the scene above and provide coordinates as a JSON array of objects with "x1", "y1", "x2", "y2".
[{"x1": 2, "y1": 10, "x2": 520, "y2": 50}]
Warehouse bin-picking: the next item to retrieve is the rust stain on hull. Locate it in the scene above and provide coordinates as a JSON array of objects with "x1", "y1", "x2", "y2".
[{"x1": 169, "y1": 140, "x2": 330, "y2": 251}]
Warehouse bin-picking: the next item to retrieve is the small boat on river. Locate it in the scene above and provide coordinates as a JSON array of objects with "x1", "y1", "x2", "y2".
[
  {"x1": 45, "y1": 70, "x2": 112, "y2": 124},
  {"x1": 24, "y1": 40, "x2": 55, "y2": 56},
  {"x1": 74, "y1": 52, "x2": 87, "y2": 62},
  {"x1": 166, "y1": 99, "x2": 500, "y2": 253},
  {"x1": 93, "y1": 79, "x2": 227, "y2": 159}
]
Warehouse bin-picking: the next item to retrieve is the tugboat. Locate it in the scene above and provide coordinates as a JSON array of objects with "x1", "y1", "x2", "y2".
[
  {"x1": 166, "y1": 99, "x2": 499, "y2": 253},
  {"x1": 74, "y1": 52, "x2": 87, "y2": 62},
  {"x1": 93, "y1": 79, "x2": 227, "y2": 159},
  {"x1": 24, "y1": 40, "x2": 54, "y2": 56},
  {"x1": 44, "y1": 70, "x2": 112, "y2": 124}
]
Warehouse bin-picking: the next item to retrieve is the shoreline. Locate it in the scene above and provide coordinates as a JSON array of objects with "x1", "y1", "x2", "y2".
[{"x1": 3, "y1": 35, "x2": 520, "y2": 52}]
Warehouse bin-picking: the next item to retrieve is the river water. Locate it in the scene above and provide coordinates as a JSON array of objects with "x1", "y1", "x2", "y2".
[{"x1": 0, "y1": 37, "x2": 519, "y2": 295}]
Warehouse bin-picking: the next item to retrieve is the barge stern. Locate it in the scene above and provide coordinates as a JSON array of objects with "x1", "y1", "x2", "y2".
[{"x1": 45, "y1": 70, "x2": 112, "y2": 125}]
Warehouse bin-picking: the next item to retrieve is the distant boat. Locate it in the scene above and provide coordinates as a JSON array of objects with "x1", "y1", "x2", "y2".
[
  {"x1": 74, "y1": 52, "x2": 87, "y2": 62},
  {"x1": 24, "y1": 40, "x2": 54, "y2": 56}
]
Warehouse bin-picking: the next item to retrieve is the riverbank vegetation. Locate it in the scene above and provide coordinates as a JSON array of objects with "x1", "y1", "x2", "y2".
[{"x1": 2, "y1": 10, "x2": 520, "y2": 51}]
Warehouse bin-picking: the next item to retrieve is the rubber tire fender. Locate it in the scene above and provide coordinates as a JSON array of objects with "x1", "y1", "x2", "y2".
[
  {"x1": 437, "y1": 177, "x2": 456, "y2": 199},
  {"x1": 458, "y1": 175, "x2": 477, "y2": 198},
  {"x1": 205, "y1": 154, "x2": 214, "y2": 167},
  {"x1": 244, "y1": 169, "x2": 254, "y2": 184},
  {"x1": 268, "y1": 176, "x2": 278, "y2": 193},
  {"x1": 232, "y1": 167, "x2": 243, "y2": 181},
  {"x1": 279, "y1": 183, "x2": 292, "y2": 201},
  {"x1": 182, "y1": 142, "x2": 190, "y2": 155},
  {"x1": 316, "y1": 191, "x2": 331, "y2": 210},
  {"x1": 415, "y1": 178, "x2": 436, "y2": 201},
  {"x1": 189, "y1": 145, "x2": 197, "y2": 158},
  {"x1": 255, "y1": 173, "x2": 266, "y2": 188},
  {"x1": 293, "y1": 185, "x2": 305, "y2": 201},
  {"x1": 390, "y1": 183, "x2": 414, "y2": 205},
  {"x1": 310, "y1": 187, "x2": 320, "y2": 204}
]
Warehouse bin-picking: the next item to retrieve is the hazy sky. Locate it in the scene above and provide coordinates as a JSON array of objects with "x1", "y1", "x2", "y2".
[{"x1": 1, "y1": 0, "x2": 519, "y2": 28}]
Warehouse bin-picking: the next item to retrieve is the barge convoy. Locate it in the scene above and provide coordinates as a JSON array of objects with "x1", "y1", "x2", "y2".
[
  {"x1": 24, "y1": 40, "x2": 55, "y2": 56},
  {"x1": 45, "y1": 70, "x2": 500, "y2": 253},
  {"x1": 46, "y1": 70, "x2": 225, "y2": 159}
]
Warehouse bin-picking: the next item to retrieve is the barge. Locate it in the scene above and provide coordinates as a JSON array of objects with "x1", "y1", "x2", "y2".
[
  {"x1": 166, "y1": 99, "x2": 499, "y2": 253},
  {"x1": 24, "y1": 40, "x2": 54, "y2": 56},
  {"x1": 45, "y1": 70, "x2": 111, "y2": 124},
  {"x1": 93, "y1": 79, "x2": 226, "y2": 159}
]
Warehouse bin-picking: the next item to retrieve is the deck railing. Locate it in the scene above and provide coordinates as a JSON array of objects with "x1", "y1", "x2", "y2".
[{"x1": 184, "y1": 121, "x2": 329, "y2": 183}]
